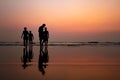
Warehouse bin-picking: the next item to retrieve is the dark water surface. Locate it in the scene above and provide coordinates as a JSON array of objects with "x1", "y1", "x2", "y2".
[{"x1": 0, "y1": 46, "x2": 120, "y2": 80}]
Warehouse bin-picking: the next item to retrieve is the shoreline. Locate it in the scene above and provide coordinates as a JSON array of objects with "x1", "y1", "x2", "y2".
[{"x1": 0, "y1": 42, "x2": 120, "y2": 46}]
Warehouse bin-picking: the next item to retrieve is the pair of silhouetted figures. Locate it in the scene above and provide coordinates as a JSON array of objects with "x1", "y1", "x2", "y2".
[
  {"x1": 38, "y1": 24, "x2": 49, "y2": 46},
  {"x1": 21, "y1": 27, "x2": 34, "y2": 46}
]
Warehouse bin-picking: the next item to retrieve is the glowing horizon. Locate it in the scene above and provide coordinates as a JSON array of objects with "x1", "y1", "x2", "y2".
[{"x1": 0, "y1": 0, "x2": 120, "y2": 42}]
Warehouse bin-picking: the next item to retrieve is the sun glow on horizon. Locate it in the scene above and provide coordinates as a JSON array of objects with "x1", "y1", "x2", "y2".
[{"x1": 0, "y1": 0, "x2": 120, "y2": 41}]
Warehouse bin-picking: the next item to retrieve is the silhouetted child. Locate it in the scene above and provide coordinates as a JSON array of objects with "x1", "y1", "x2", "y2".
[
  {"x1": 29, "y1": 31, "x2": 34, "y2": 44},
  {"x1": 21, "y1": 27, "x2": 29, "y2": 46},
  {"x1": 43, "y1": 27, "x2": 49, "y2": 46}
]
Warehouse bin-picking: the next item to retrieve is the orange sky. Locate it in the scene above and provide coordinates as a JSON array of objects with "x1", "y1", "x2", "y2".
[{"x1": 0, "y1": 0, "x2": 120, "y2": 42}]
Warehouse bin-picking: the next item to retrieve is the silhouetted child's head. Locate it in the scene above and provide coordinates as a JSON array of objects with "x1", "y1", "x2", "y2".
[
  {"x1": 29, "y1": 31, "x2": 31, "y2": 33},
  {"x1": 24, "y1": 27, "x2": 27, "y2": 30},
  {"x1": 45, "y1": 27, "x2": 47, "y2": 31}
]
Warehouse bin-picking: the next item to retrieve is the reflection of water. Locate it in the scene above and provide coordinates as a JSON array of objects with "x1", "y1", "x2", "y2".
[
  {"x1": 21, "y1": 44, "x2": 34, "y2": 69},
  {"x1": 38, "y1": 46, "x2": 49, "y2": 75}
]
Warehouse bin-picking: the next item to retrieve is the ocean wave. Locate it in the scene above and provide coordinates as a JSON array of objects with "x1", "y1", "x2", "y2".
[{"x1": 0, "y1": 42, "x2": 120, "y2": 46}]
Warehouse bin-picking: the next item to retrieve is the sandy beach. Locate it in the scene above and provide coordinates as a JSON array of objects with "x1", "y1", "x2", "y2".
[{"x1": 0, "y1": 45, "x2": 120, "y2": 80}]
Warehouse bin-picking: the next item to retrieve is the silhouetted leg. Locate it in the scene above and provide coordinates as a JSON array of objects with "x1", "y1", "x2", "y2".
[
  {"x1": 29, "y1": 41, "x2": 31, "y2": 44},
  {"x1": 40, "y1": 39, "x2": 41, "y2": 46},
  {"x1": 40, "y1": 39, "x2": 43, "y2": 46},
  {"x1": 46, "y1": 41, "x2": 48, "y2": 46},
  {"x1": 29, "y1": 40, "x2": 33, "y2": 45},
  {"x1": 26, "y1": 40, "x2": 28, "y2": 46},
  {"x1": 39, "y1": 37, "x2": 41, "y2": 46},
  {"x1": 45, "y1": 41, "x2": 48, "y2": 46},
  {"x1": 31, "y1": 40, "x2": 33, "y2": 44},
  {"x1": 29, "y1": 40, "x2": 30, "y2": 45},
  {"x1": 25, "y1": 40, "x2": 26, "y2": 46},
  {"x1": 24, "y1": 39, "x2": 25, "y2": 46},
  {"x1": 44, "y1": 41, "x2": 46, "y2": 46},
  {"x1": 30, "y1": 40, "x2": 33, "y2": 44}
]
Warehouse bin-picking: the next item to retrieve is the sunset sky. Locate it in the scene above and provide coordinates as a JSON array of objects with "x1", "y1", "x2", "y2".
[{"x1": 0, "y1": 0, "x2": 120, "y2": 42}]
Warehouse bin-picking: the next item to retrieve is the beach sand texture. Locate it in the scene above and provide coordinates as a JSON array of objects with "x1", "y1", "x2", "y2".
[{"x1": 0, "y1": 46, "x2": 120, "y2": 80}]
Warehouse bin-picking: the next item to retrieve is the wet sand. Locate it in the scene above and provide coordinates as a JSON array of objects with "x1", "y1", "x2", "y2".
[{"x1": 0, "y1": 46, "x2": 120, "y2": 80}]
